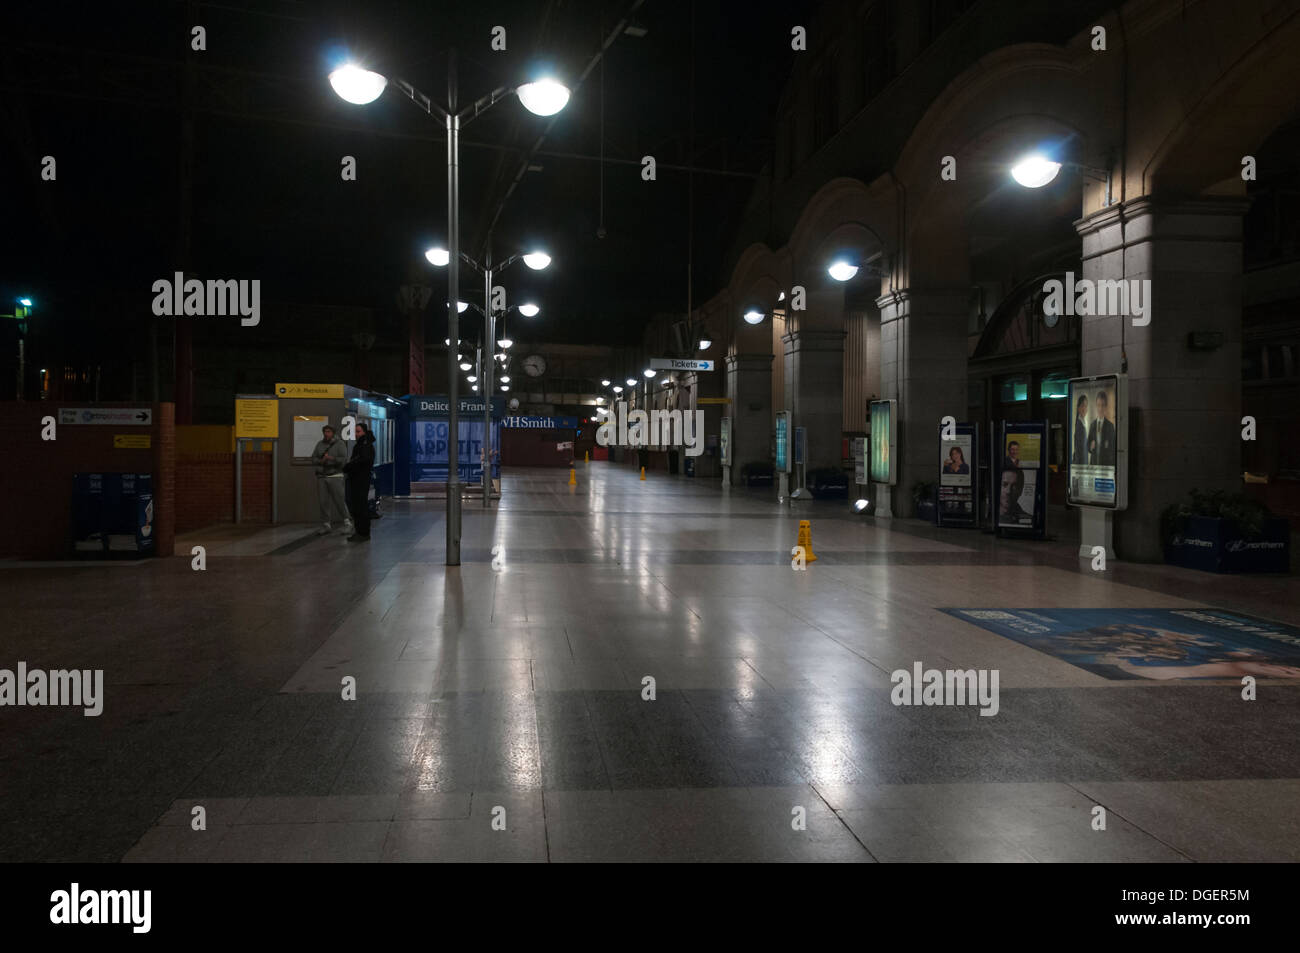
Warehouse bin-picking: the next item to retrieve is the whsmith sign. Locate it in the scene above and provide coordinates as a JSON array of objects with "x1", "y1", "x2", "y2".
[
  {"x1": 502, "y1": 415, "x2": 580, "y2": 429},
  {"x1": 412, "y1": 395, "x2": 506, "y2": 418},
  {"x1": 649, "y1": 358, "x2": 714, "y2": 371}
]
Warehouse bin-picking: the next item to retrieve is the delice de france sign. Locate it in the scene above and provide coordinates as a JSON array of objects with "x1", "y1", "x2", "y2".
[{"x1": 649, "y1": 358, "x2": 714, "y2": 371}]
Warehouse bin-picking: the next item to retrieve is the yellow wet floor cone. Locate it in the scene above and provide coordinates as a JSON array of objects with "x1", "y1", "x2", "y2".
[
  {"x1": 585, "y1": 450, "x2": 590, "y2": 465},
  {"x1": 568, "y1": 467, "x2": 577, "y2": 486},
  {"x1": 640, "y1": 467, "x2": 646, "y2": 481},
  {"x1": 795, "y1": 520, "x2": 818, "y2": 561}
]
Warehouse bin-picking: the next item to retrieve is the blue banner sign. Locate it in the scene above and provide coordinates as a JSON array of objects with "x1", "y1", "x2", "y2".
[{"x1": 411, "y1": 419, "x2": 500, "y2": 481}]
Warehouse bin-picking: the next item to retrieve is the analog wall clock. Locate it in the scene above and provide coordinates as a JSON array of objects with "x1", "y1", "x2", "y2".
[{"x1": 522, "y1": 354, "x2": 547, "y2": 377}]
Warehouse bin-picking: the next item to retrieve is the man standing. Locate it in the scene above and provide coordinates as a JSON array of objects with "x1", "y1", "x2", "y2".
[
  {"x1": 343, "y1": 421, "x2": 376, "y2": 542},
  {"x1": 1088, "y1": 390, "x2": 1117, "y2": 467},
  {"x1": 1072, "y1": 393, "x2": 1089, "y2": 465},
  {"x1": 311, "y1": 424, "x2": 351, "y2": 536}
]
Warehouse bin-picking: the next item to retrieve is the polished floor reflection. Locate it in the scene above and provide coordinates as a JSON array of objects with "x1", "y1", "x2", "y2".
[{"x1": 3, "y1": 463, "x2": 1298, "y2": 862}]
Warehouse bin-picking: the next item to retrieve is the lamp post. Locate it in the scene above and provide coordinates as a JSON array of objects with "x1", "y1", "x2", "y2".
[
  {"x1": 437, "y1": 246, "x2": 549, "y2": 507},
  {"x1": 329, "y1": 58, "x2": 569, "y2": 564},
  {"x1": 3, "y1": 298, "x2": 34, "y2": 400}
]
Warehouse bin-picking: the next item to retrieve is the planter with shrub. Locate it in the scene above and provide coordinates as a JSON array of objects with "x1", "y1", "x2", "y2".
[
  {"x1": 807, "y1": 466, "x2": 849, "y2": 499},
  {"x1": 911, "y1": 480, "x2": 937, "y2": 524},
  {"x1": 1160, "y1": 488, "x2": 1290, "y2": 573},
  {"x1": 741, "y1": 461, "x2": 774, "y2": 487}
]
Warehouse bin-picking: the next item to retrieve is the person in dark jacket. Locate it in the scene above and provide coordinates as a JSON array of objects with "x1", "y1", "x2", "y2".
[
  {"x1": 343, "y1": 422, "x2": 376, "y2": 542},
  {"x1": 1072, "y1": 393, "x2": 1089, "y2": 465},
  {"x1": 1088, "y1": 389, "x2": 1117, "y2": 468}
]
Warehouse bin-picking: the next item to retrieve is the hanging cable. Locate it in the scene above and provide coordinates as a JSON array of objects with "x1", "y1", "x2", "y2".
[{"x1": 599, "y1": 4, "x2": 606, "y2": 238}]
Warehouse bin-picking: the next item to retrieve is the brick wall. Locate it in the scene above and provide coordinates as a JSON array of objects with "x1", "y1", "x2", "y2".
[
  {"x1": 175, "y1": 451, "x2": 273, "y2": 531},
  {"x1": 1, "y1": 401, "x2": 175, "y2": 559}
]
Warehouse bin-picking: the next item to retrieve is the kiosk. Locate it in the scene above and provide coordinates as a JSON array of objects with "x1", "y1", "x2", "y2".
[
  {"x1": 398, "y1": 394, "x2": 503, "y2": 495},
  {"x1": 269, "y1": 383, "x2": 402, "y2": 524}
]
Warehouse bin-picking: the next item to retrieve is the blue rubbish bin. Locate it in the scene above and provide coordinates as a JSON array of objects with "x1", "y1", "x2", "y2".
[{"x1": 72, "y1": 473, "x2": 154, "y2": 557}]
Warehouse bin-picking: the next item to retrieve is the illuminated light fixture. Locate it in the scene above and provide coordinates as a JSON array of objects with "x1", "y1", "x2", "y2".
[
  {"x1": 518, "y1": 302, "x2": 540, "y2": 317},
  {"x1": 497, "y1": 353, "x2": 508, "y2": 362},
  {"x1": 661, "y1": 378, "x2": 671, "y2": 387},
  {"x1": 625, "y1": 378, "x2": 637, "y2": 387},
  {"x1": 329, "y1": 64, "x2": 387, "y2": 105},
  {"x1": 19, "y1": 298, "x2": 34, "y2": 307},
  {"x1": 498, "y1": 337, "x2": 513, "y2": 349},
  {"x1": 459, "y1": 361, "x2": 472, "y2": 371},
  {"x1": 643, "y1": 368, "x2": 656, "y2": 378},
  {"x1": 471, "y1": 385, "x2": 479, "y2": 392},
  {"x1": 698, "y1": 338, "x2": 711, "y2": 350},
  {"x1": 425, "y1": 247, "x2": 450, "y2": 267},
  {"x1": 778, "y1": 291, "x2": 785, "y2": 301},
  {"x1": 467, "y1": 375, "x2": 477, "y2": 383},
  {"x1": 743, "y1": 310, "x2": 765, "y2": 325},
  {"x1": 500, "y1": 375, "x2": 510, "y2": 383},
  {"x1": 827, "y1": 260, "x2": 859, "y2": 282},
  {"x1": 516, "y1": 78, "x2": 570, "y2": 117},
  {"x1": 522, "y1": 251, "x2": 552, "y2": 270},
  {"x1": 853, "y1": 499, "x2": 872, "y2": 514},
  {"x1": 612, "y1": 385, "x2": 623, "y2": 394},
  {"x1": 595, "y1": 396, "x2": 604, "y2": 403},
  {"x1": 1010, "y1": 153, "x2": 1062, "y2": 189},
  {"x1": 601, "y1": 379, "x2": 611, "y2": 387},
  {"x1": 500, "y1": 384, "x2": 510, "y2": 391}
]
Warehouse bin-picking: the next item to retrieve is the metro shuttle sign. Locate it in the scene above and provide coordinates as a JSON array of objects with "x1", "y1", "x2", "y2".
[{"x1": 649, "y1": 358, "x2": 714, "y2": 371}]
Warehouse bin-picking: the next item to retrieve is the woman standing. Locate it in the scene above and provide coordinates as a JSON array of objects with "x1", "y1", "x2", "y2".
[{"x1": 343, "y1": 422, "x2": 376, "y2": 542}]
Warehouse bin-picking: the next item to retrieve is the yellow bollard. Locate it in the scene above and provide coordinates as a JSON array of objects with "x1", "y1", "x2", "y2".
[
  {"x1": 795, "y1": 520, "x2": 818, "y2": 561},
  {"x1": 640, "y1": 467, "x2": 646, "y2": 481},
  {"x1": 585, "y1": 450, "x2": 590, "y2": 465},
  {"x1": 568, "y1": 467, "x2": 577, "y2": 486}
]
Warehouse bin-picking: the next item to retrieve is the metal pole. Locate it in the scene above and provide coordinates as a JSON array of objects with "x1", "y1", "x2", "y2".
[
  {"x1": 16, "y1": 339, "x2": 23, "y2": 401},
  {"x1": 271, "y1": 438, "x2": 279, "y2": 524},
  {"x1": 445, "y1": 53, "x2": 461, "y2": 565},
  {"x1": 483, "y1": 250, "x2": 493, "y2": 506},
  {"x1": 234, "y1": 438, "x2": 243, "y2": 524}
]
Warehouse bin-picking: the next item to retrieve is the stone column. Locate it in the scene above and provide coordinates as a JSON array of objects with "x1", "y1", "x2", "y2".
[
  {"x1": 1077, "y1": 196, "x2": 1247, "y2": 562},
  {"x1": 781, "y1": 329, "x2": 845, "y2": 481},
  {"x1": 724, "y1": 354, "x2": 773, "y2": 486},
  {"x1": 876, "y1": 288, "x2": 968, "y2": 517}
]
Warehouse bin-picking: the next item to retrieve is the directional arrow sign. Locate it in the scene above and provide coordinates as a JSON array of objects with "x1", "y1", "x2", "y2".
[
  {"x1": 58, "y1": 407, "x2": 152, "y2": 426},
  {"x1": 649, "y1": 358, "x2": 714, "y2": 371}
]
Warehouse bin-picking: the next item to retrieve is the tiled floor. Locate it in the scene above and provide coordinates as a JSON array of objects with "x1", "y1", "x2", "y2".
[{"x1": 3, "y1": 463, "x2": 1298, "y2": 862}]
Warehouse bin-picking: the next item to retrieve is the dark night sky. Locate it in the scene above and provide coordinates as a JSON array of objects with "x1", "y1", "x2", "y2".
[{"x1": 2, "y1": 0, "x2": 816, "y2": 355}]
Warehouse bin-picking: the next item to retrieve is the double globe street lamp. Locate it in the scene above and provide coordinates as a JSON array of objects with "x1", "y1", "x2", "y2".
[
  {"x1": 329, "y1": 58, "x2": 569, "y2": 564},
  {"x1": 425, "y1": 244, "x2": 549, "y2": 507}
]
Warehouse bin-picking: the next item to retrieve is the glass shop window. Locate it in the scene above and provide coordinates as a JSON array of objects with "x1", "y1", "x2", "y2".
[
  {"x1": 1039, "y1": 371, "x2": 1071, "y2": 400},
  {"x1": 998, "y1": 375, "x2": 1028, "y2": 403}
]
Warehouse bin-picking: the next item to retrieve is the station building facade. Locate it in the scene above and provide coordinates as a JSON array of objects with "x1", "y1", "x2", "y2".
[{"x1": 642, "y1": 0, "x2": 1300, "y2": 561}]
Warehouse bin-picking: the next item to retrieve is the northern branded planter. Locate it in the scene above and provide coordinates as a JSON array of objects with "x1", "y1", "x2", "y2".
[
  {"x1": 1164, "y1": 516, "x2": 1291, "y2": 573},
  {"x1": 808, "y1": 468, "x2": 849, "y2": 499}
]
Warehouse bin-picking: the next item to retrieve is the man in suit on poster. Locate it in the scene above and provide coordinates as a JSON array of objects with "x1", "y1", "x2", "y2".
[{"x1": 1087, "y1": 389, "x2": 1117, "y2": 467}]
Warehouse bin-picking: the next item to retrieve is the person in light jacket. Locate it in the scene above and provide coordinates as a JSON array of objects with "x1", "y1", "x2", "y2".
[
  {"x1": 343, "y1": 422, "x2": 376, "y2": 542},
  {"x1": 310, "y1": 424, "x2": 351, "y2": 536}
]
